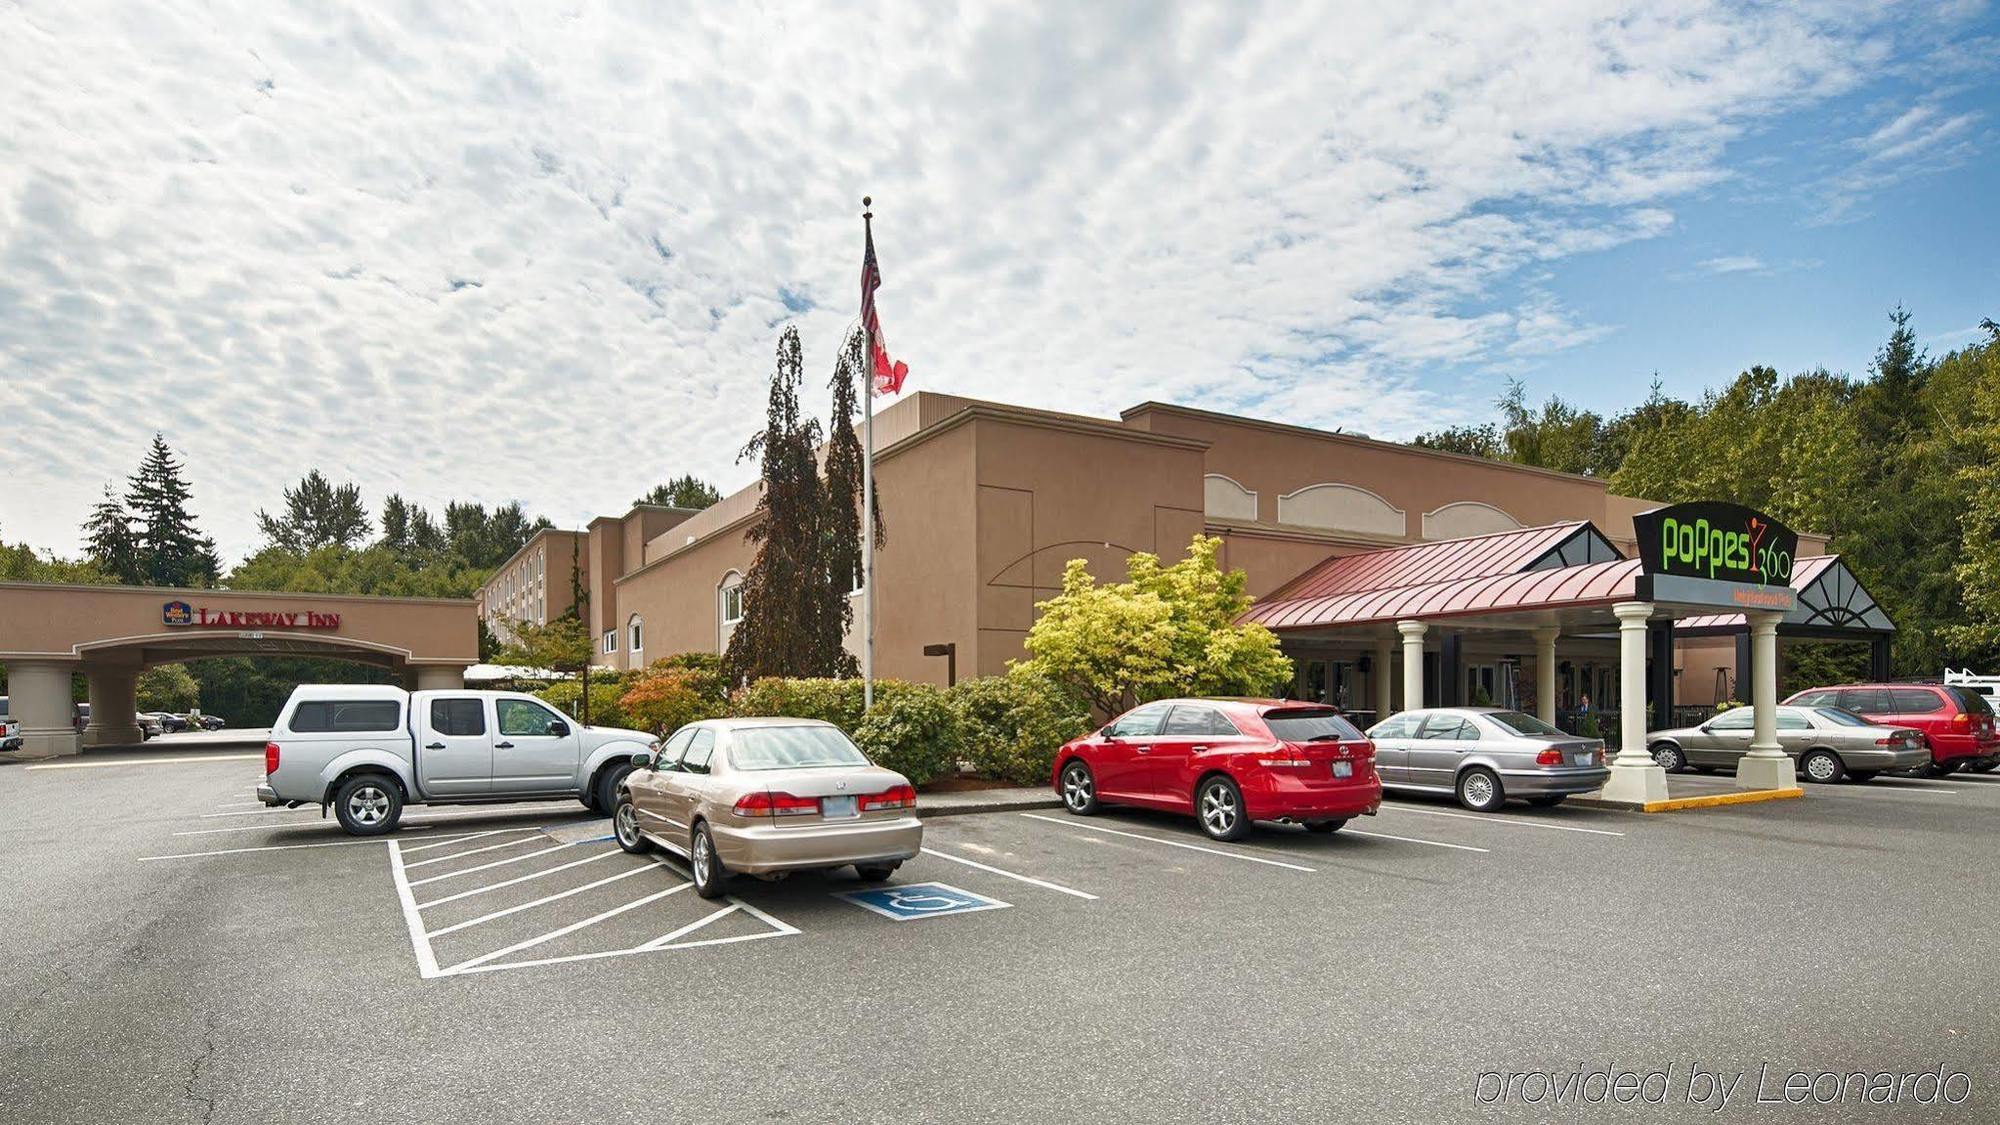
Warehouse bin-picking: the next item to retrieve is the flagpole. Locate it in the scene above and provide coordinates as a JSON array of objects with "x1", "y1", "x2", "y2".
[{"x1": 861, "y1": 196, "x2": 876, "y2": 714}]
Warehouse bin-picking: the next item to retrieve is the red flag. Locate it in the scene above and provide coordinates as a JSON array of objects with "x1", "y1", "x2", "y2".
[{"x1": 861, "y1": 216, "x2": 909, "y2": 395}]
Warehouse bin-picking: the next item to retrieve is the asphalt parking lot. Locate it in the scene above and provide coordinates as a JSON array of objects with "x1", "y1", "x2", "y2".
[{"x1": 4, "y1": 753, "x2": 1998, "y2": 1123}]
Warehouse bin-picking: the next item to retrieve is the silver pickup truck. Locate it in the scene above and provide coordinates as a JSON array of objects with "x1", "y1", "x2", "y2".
[{"x1": 257, "y1": 684, "x2": 657, "y2": 835}]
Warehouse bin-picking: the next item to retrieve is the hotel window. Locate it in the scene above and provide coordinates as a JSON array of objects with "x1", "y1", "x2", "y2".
[
  {"x1": 628, "y1": 615, "x2": 644, "y2": 660},
  {"x1": 602, "y1": 629, "x2": 617, "y2": 654},
  {"x1": 720, "y1": 579, "x2": 744, "y2": 625}
]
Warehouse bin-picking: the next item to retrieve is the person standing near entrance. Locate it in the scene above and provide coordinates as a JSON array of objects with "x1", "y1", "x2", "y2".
[{"x1": 1578, "y1": 693, "x2": 1592, "y2": 716}]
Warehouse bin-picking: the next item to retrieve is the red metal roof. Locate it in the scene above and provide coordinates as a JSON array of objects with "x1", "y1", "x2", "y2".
[
  {"x1": 1260, "y1": 521, "x2": 1594, "y2": 603},
  {"x1": 1245, "y1": 557, "x2": 1644, "y2": 630}
]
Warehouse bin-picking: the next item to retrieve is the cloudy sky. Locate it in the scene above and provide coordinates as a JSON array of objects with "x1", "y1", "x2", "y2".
[{"x1": 3, "y1": 0, "x2": 1996, "y2": 564}]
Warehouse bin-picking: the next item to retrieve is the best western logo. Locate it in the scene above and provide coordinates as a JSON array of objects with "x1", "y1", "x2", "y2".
[{"x1": 161, "y1": 602, "x2": 341, "y2": 630}]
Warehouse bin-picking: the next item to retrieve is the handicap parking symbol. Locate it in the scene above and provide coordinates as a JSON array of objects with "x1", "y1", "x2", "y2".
[{"x1": 834, "y1": 881, "x2": 1011, "y2": 922}]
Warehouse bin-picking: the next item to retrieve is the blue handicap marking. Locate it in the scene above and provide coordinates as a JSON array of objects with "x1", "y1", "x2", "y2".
[{"x1": 835, "y1": 881, "x2": 1011, "y2": 922}]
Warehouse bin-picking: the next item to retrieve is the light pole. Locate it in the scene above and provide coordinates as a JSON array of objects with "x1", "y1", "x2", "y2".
[{"x1": 923, "y1": 642, "x2": 957, "y2": 687}]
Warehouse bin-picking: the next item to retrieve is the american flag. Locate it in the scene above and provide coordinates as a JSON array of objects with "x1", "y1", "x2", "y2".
[{"x1": 861, "y1": 216, "x2": 909, "y2": 395}]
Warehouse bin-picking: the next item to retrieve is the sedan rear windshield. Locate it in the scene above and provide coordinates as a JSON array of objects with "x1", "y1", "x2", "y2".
[
  {"x1": 729, "y1": 726, "x2": 870, "y2": 771},
  {"x1": 1813, "y1": 707, "x2": 1874, "y2": 728},
  {"x1": 1263, "y1": 710, "x2": 1364, "y2": 743},
  {"x1": 1485, "y1": 711, "x2": 1564, "y2": 737}
]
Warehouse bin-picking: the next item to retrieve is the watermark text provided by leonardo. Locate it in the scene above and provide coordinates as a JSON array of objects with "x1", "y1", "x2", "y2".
[{"x1": 1473, "y1": 1061, "x2": 1972, "y2": 1111}]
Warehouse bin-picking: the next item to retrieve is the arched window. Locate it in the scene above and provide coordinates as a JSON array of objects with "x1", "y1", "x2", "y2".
[
  {"x1": 627, "y1": 615, "x2": 644, "y2": 663},
  {"x1": 719, "y1": 572, "x2": 744, "y2": 625}
]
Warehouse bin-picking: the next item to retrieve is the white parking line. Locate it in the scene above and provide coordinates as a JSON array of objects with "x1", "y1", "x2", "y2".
[
  {"x1": 199, "y1": 806, "x2": 318, "y2": 818},
  {"x1": 140, "y1": 827, "x2": 445, "y2": 861},
  {"x1": 402, "y1": 834, "x2": 547, "y2": 869},
  {"x1": 415, "y1": 849, "x2": 623, "y2": 910},
  {"x1": 443, "y1": 924, "x2": 786, "y2": 976},
  {"x1": 1018, "y1": 813, "x2": 1315, "y2": 872},
  {"x1": 427, "y1": 863, "x2": 666, "y2": 938},
  {"x1": 920, "y1": 846, "x2": 1100, "y2": 900},
  {"x1": 440, "y1": 882, "x2": 695, "y2": 975},
  {"x1": 388, "y1": 840, "x2": 442, "y2": 978},
  {"x1": 171, "y1": 804, "x2": 591, "y2": 837},
  {"x1": 406, "y1": 840, "x2": 585, "y2": 887},
  {"x1": 1384, "y1": 806, "x2": 1626, "y2": 837},
  {"x1": 1342, "y1": 828, "x2": 1490, "y2": 853},
  {"x1": 26, "y1": 753, "x2": 263, "y2": 770},
  {"x1": 399, "y1": 828, "x2": 541, "y2": 854}
]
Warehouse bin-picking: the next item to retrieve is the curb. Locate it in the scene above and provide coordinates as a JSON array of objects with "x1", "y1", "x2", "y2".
[
  {"x1": 919, "y1": 797, "x2": 1063, "y2": 819},
  {"x1": 1566, "y1": 787, "x2": 1805, "y2": 813}
]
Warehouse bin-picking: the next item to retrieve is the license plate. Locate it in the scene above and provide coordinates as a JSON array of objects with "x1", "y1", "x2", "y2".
[
  {"x1": 1331, "y1": 762, "x2": 1353, "y2": 778},
  {"x1": 820, "y1": 796, "x2": 859, "y2": 819},
  {"x1": 1572, "y1": 752, "x2": 1595, "y2": 767}
]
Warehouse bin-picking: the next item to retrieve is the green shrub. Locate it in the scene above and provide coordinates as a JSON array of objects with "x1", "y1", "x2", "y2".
[
  {"x1": 852, "y1": 684, "x2": 964, "y2": 787},
  {"x1": 728, "y1": 677, "x2": 868, "y2": 729},
  {"x1": 951, "y1": 670, "x2": 1094, "y2": 784},
  {"x1": 537, "y1": 673, "x2": 631, "y2": 729}
]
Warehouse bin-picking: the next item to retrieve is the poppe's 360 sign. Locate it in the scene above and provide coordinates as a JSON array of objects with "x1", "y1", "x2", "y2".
[
  {"x1": 1631, "y1": 502, "x2": 1799, "y2": 612},
  {"x1": 162, "y1": 600, "x2": 341, "y2": 630}
]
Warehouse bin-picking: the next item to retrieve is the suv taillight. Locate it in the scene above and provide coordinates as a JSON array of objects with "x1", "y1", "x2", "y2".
[
  {"x1": 859, "y1": 783, "x2": 916, "y2": 811},
  {"x1": 1950, "y1": 713, "x2": 1971, "y2": 732},
  {"x1": 1535, "y1": 748, "x2": 1564, "y2": 766},
  {"x1": 264, "y1": 742, "x2": 280, "y2": 775},
  {"x1": 733, "y1": 791, "x2": 819, "y2": 818}
]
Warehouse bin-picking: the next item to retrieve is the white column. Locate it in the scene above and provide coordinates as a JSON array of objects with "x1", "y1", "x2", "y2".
[
  {"x1": 1533, "y1": 626, "x2": 1559, "y2": 726},
  {"x1": 1374, "y1": 636, "x2": 1395, "y2": 723},
  {"x1": 1396, "y1": 620, "x2": 1426, "y2": 713},
  {"x1": 7, "y1": 660, "x2": 78, "y2": 759},
  {"x1": 412, "y1": 665, "x2": 467, "y2": 691},
  {"x1": 1598, "y1": 602, "x2": 1667, "y2": 804},
  {"x1": 82, "y1": 666, "x2": 144, "y2": 747},
  {"x1": 1735, "y1": 611, "x2": 1794, "y2": 790}
]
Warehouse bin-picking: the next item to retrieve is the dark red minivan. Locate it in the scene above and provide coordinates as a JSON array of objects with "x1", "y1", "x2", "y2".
[
  {"x1": 1051, "y1": 698, "x2": 1382, "y2": 840},
  {"x1": 1783, "y1": 683, "x2": 2000, "y2": 775}
]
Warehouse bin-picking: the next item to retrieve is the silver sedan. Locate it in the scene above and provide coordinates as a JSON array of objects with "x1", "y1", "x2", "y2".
[
  {"x1": 1364, "y1": 707, "x2": 1609, "y2": 811},
  {"x1": 1645, "y1": 705, "x2": 1929, "y2": 783}
]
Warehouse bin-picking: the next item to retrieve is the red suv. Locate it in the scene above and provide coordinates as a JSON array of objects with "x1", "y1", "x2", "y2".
[
  {"x1": 1051, "y1": 698, "x2": 1382, "y2": 840},
  {"x1": 1783, "y1": 684, "x2": 1999, "y2": 775}
]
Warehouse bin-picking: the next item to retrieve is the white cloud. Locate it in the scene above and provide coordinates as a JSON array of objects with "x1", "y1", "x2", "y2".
[
  {"x1": 0, "y1": 0, "x2": 1944, "y2": 561},
  {"x1": 1816, "y1": 98, "x2": 1988, "y2": 221},
  {"x1": 1697, "y1": 255, "x2": 1768, "y2": 274}
]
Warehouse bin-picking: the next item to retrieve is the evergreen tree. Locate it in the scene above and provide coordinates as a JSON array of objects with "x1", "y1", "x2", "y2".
[
  {"x1": 255, "y1": 470, "x2": 371, "y2": 552},
  {"x1": 81, "y1": 484, "x2": 142, "y2": 584},
  {"x1": 379, "y1": 494, "x2": 414, "y2": 557},
  {"x1": 123, "y1": 434, "x2": 220, "y2": 587},
  {"x1": 725, "y1": 328, "x2": 831, "y2": 682},
  {"x1": 635, "y1": 475, "x2": 723, "y2": 509}
]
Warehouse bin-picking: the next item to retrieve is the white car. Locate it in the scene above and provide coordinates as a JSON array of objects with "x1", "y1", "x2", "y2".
[{"x1": 256, "y1": 685, "x2": 657, "y2": 834}]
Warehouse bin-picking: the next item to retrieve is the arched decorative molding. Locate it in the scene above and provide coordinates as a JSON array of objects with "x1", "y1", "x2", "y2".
[
  {"x1": 1422, "y1": 500, "x2": 1521, "y2": 540},
  {"x1": 1276, "y1": 483, "x2": 1406, "y2": 537},
  {"x1": 1203, "y1": 474, "x2": 1259, "y2": 522}
]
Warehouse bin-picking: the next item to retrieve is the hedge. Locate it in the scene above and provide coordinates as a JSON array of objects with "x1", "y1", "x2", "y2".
[{"x1": 950, "y1": 671, "x2": 1094, "y2": 785}]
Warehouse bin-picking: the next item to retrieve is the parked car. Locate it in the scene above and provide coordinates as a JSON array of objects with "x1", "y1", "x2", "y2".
[
  {"x1": 614, "y1": 718, "x2": 923, "y2": 898},
  {"x1": 1646, "y1": 705, "x2": 1928, "y2": 783},
  {"x1": 1365, "y1": 707, "x2": 1609, "y2": 811},
  {"x1": 136, "y1": 713, "x2": 163, "y2": 740},
  {"x1": 74, "y1": 702, "x2": 90, "y2": 733},
  {"x1": 1782, "y1": 683, "x2": 1999, "y2": 775},
  {"x1": 257, "y1": 685, "x2": 657, "y2": 835},
  {"x1": 0, "y1": 696, "x2": 20, "y2": 753},
  {"x1": 1052, "y1": 698, "x2": 1381, "y2": 840},
  {"x1": 195, "y1": 714, "x2": 226, "y2": 731},
  {"x1": 1944, "y1": 669, "x2": 2000, "y2": 709}
]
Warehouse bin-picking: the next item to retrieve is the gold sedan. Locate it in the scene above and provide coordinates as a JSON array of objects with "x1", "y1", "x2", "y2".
[{"x1": 613, "y1": 718, "x2": 923, "y2": 898}]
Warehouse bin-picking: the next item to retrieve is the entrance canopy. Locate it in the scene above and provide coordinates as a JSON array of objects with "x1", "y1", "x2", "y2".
[{"x1": 0, "y1": 582, "x2": 477, "y2": 756}]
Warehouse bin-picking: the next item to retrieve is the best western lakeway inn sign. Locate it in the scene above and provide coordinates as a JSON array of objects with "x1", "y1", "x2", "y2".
[
  {"x1": 1631, "y1": 501, "x2": 1798, "y2": 612},
  {"x1": 162, "y1": 600, "x2": 342, "y2": 630}
]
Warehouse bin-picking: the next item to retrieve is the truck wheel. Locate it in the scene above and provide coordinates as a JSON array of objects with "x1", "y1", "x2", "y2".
[
  {"x1": 593, "y1": 763, "x2": 632, "y2": 819},
  {"x1": 333, "y1": 774, "x2": 403, "y2": 836}
]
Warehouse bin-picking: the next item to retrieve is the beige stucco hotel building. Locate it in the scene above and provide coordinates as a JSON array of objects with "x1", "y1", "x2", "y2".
[{"x1": 479, "y1": 392, "x2": 1879, "y2": 726}]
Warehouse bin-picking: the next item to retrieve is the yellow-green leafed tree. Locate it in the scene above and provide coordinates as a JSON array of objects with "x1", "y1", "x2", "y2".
[{"x1": 1019, "y1": 535, "x2": 1293, "y2": 717}]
